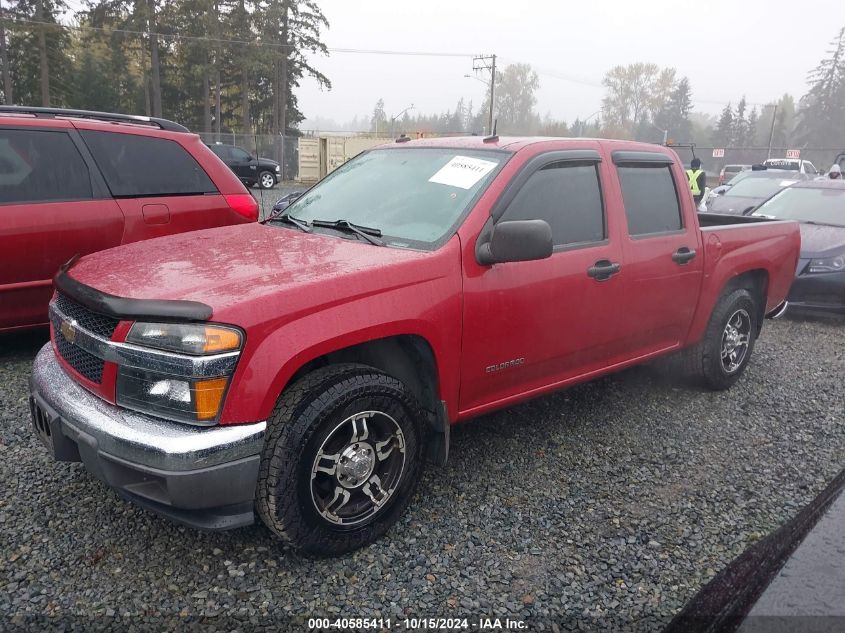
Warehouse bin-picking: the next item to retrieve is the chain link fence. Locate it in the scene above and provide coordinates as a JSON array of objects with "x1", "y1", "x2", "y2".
[{"x1": 196, "y1": 133, "x2": 302, "y2": 180}]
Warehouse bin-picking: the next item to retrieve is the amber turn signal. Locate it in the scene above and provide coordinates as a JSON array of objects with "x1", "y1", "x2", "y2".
[
  {"x1": 203, "y1": 327, "x2": 242, "y2": 354},
  {"x1": 194, "y1": 377, "x2": 230, "y2": 420}
]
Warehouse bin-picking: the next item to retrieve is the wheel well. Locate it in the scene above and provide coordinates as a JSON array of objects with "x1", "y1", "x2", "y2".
[
  {"x1": 723, "y1": 269, "x2": 768, "y2": 333},
  {"x1": 287, "y1": 335, "x2": 440, "y2": 415}
]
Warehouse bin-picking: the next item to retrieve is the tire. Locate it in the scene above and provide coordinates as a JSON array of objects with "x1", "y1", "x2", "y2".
[
  {"x1": 258, "y1": 171, "x2": 276, "y2": 189},
  {"x1": 684, "y1": 288, "x2": 758, "y2": 390},
  {"x1": 256, "y1": 364, "x2": 426, "y2": 555}
]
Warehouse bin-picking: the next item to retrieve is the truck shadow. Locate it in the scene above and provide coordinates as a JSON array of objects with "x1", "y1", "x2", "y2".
[{"x1": 0, "y1": 328, "x2": 49, "y2": 362}]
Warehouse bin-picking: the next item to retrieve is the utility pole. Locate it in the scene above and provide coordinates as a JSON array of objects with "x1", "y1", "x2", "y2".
[
  {"x1": 0, "y1": 0, "x2": 12, "y2": 105},
  {"x1": 473, "y1": 54, "x2": 496, "y2": 135},
  {"x1": 766, "y1": 103, "x2": 778, "y2": 159}
]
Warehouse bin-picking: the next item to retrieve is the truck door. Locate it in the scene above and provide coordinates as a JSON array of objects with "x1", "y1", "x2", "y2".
[
  {"x1": 230, "y1": 146, "x2": 257, "y2": 182},
  {"x1": 459, "y1": 150, "x2": 629, "y2": 416},
  {"x1": 609, "y1": 151, "x2": 704, "y2": 355}
]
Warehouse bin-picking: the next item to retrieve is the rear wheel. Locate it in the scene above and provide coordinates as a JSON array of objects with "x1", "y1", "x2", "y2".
[
  {"x1": 256, "y1": 364, "x2": 426, "y2": 555},
  {"x1": 684, "y1": 288, "x2": 758, "y2": 390},
  {"x1": 258, "y1": 171, "x2": 276, "y2": 189}
]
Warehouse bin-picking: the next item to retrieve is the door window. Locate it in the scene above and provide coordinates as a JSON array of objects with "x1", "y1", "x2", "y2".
[
  {"x1": 230, "y1": 147, "x2": 251, "y2": 162},
  {"x1": 499, "y1": 162, "x2": 605, "y2": 247},
  {"x1": 0, "y1": 129, "x2": 93, "y2": 204},
  {"x1": 617, "y1": 165, "x2": 683, "y2": 236},
  {"x1": 80, "y1": 130, "x2": 217, "y2": 197}
]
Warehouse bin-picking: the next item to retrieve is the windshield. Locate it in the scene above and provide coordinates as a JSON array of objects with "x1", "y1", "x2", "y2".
[
  {"x1": 754, "y1": 187, "x2": 845, "y2": 226},
  {"x1": 726, "y1": 170, "x2": 756, "y2": 186},
  {"x1": 282, "y1": 148, "x2": 506, "y2": 248},
  {"x1": 726, "y1": 175, "x2": 798, "y2": 198}
]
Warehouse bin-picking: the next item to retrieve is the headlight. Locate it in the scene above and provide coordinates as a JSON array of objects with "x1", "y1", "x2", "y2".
[
  {"x1": 117, "y1": 368, "x2": 230, "y2": 424},
  {"x1": 807, "y1": 255, "x2": 845, "y2": 274},
  {"x1": 275, "y1": 165, "x2": 281, "y2": 172},
  {"x1": 118, "y1": 322, "x2": 243, "y2": 424},
  {"x1": 127, "y1": 322, "x2": 242, "y2": 355}
]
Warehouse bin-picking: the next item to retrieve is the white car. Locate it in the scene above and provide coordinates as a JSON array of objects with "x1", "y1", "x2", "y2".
[{"x1": 762, "y1": 158, "x2": 818, "y2": 176}]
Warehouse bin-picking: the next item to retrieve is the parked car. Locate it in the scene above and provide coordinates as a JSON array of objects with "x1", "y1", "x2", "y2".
[
  {"x1": 705, "y1": 170, "x2": 806, "y2": 214},
  {"x1": 0, "y1": 106, "x2": 259, "y2": 333},
  {"x1": 207, "y1": 142, "x2": 280, "y2": 189},
  {"x1": 750, "y1": 180, "x2": 845, "y2": 313},
  {"x1": 719, "y1": 163, "x2": 751, "y2": 185},
  {"x1": 762, "y1": 157, "x2": 819, "y2": 175},
  {"x1": 29, "y1": 136, "x2": 800, "y2": 555},
  {"x1": 269, "y1": 191, "x2": 304, "y2": 218},
  {"x1": 665, "y1": 467, "x2": 845, "y2": 633}
]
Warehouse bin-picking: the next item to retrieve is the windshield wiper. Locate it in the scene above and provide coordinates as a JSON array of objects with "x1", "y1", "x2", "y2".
[
  {"x1": 311, "y1": 219, "x2": 384, "y2": 246},
  {"x1": 263, "y1": 209, "x2": 311, "y2": 232}
]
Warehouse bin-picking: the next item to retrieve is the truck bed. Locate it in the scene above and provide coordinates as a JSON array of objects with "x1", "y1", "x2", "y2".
[{"x1": 697, "y1": 212, "x2": 776, "y2": 227}]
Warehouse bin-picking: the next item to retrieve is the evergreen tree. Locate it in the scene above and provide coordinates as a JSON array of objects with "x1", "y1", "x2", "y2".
[
  {"x1": 713, "y1": 103, "x2": 734, "y2": 146},
  {"x1": 796, "y1": 27, "x2": 845, "y2": 147},
  {"x1": 6, "y1": 0, "x2": 73, "y2": 106},
  {"x1": 747, "y1": 107, "x2": 759, "y2": 146},
  {"x1": 370, "y1": 98, "x2": 387, "y2": 134},
  {"x1": 653, "y1": 76, "x2": 692, "y2": 142},
  {"x1": 733, "y1": 96, "x2": 748, "y2": 146}
]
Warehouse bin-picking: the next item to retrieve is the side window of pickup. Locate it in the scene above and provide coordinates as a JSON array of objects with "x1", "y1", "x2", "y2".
[
  {"x1": 499, "y1": 162, "x2": 605, "y2": 248},
  {"x1": 617, "y1": 165, "x2": 683, "y2": 237}
]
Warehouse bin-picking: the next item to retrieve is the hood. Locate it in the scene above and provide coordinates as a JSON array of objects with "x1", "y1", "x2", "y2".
[
  {"x1": 707, "y1": 194, "x2": 764, "y2": 215},
  {"x1": 66, "y1": 223, "x2": 441, "y2": 318},
  {"x1": 256, "y1": 157, "x2": 280, "y2": 168},
  {"x1": 798, "y1": 222, "x2": 845, "y2": 257}
]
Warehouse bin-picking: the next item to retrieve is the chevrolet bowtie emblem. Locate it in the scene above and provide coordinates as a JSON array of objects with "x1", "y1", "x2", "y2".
[{"x1": 60, "y1": 318, "x2": 78, "y2": 344}]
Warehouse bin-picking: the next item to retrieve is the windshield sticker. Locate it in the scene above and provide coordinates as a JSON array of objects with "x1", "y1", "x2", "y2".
[{"x1": 429, "y1": 155, "x2": 498, "y2": 189}]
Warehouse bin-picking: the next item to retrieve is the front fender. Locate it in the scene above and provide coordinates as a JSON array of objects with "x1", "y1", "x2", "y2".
[{"x1": 218, "y1": 255, "x2": 463, "y2": 424}]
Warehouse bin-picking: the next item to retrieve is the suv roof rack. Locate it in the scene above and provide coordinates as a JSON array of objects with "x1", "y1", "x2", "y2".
[{"x1": 0, "y1": 106, "x2": 189, "y2": 133}]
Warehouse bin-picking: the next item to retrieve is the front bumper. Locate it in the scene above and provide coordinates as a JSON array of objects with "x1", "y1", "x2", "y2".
[
  {"x1": 29, "y1": 344, "x2": 266, "y2": 530},
  {"x1": 788, "y1": 270, "x2": 845, "y2": 313}
]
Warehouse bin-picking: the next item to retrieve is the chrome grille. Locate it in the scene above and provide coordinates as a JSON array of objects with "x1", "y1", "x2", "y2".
[
  {"x1": 51, "y1": 294, "x2": 118, "y2": 383},
  {"x1": 54, "y1": 293, "x2": 119, "y2": 339}
]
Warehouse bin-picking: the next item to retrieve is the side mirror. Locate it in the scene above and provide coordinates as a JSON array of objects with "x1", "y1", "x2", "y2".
[
  {"x1": 271, "y1": 192, "x2": 303, "y2": 212},
  {"x1": 477, "y1": 219, "x2": 553, "y2": 265}
]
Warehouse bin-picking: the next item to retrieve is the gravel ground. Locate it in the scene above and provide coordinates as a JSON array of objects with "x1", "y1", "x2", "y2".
[{"x1": 1, "y1": 314, "x2": 844, "y2": 632}]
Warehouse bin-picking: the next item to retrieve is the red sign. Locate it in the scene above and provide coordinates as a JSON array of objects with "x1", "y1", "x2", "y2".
[
  {"x1": 712, "y1": 149, "x2": 725, "y2": 158},
  {"x1": 785, "y1": 149, "x2": 801, "y2": 159}
]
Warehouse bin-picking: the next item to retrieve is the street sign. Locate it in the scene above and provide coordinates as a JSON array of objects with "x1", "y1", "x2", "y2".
[
  {"x1": 712, "y1": 149, "x2": 725, "y2": 158},
  {"x1": 786, "y1": 149, "x2": 801, "y2": 159}
]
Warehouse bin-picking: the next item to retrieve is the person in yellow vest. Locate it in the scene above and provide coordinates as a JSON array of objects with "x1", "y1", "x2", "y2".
[{"x1": 686, "y1": 158, "x2": 707, "y2": 205}]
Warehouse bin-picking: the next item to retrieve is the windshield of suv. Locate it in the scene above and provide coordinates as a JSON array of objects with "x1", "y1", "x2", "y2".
[
  {"x1": 754, "y1": 187, "x2": 845, "y2": 226},
  {"x1": 726, "y1": 175, "x2": 798, "y2": 198},
  {"x1": 281, "y1": 148, "x2": 506, "y2": 248}
]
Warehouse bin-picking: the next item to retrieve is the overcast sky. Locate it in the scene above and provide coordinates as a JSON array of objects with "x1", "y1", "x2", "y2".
[{"x1": 298, "y1": 0, "x2": 839, "y2": 131}]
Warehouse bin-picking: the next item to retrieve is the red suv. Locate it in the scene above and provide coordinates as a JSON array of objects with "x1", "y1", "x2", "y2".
[{"x1": 0, "y1": 106, "x2": 259, "y2": 332}]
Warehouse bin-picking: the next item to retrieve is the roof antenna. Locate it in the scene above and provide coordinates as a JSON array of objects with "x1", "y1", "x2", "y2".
[{"x1": 483, "y1": 119, "x2": 498, "y2": 143}]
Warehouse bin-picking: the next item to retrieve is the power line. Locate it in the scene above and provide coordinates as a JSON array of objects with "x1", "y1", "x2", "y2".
[
  {"x1": 6, "y1": 17, "x2": 475, "y2": 57},
  {"x1": 8, "y1": 17, "x2": 781, "y2": 110}
]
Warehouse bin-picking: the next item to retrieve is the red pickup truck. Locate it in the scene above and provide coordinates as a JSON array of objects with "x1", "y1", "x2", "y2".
[{"x1": 29, "y1": 137, "x2": 800, "y2": 555}]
